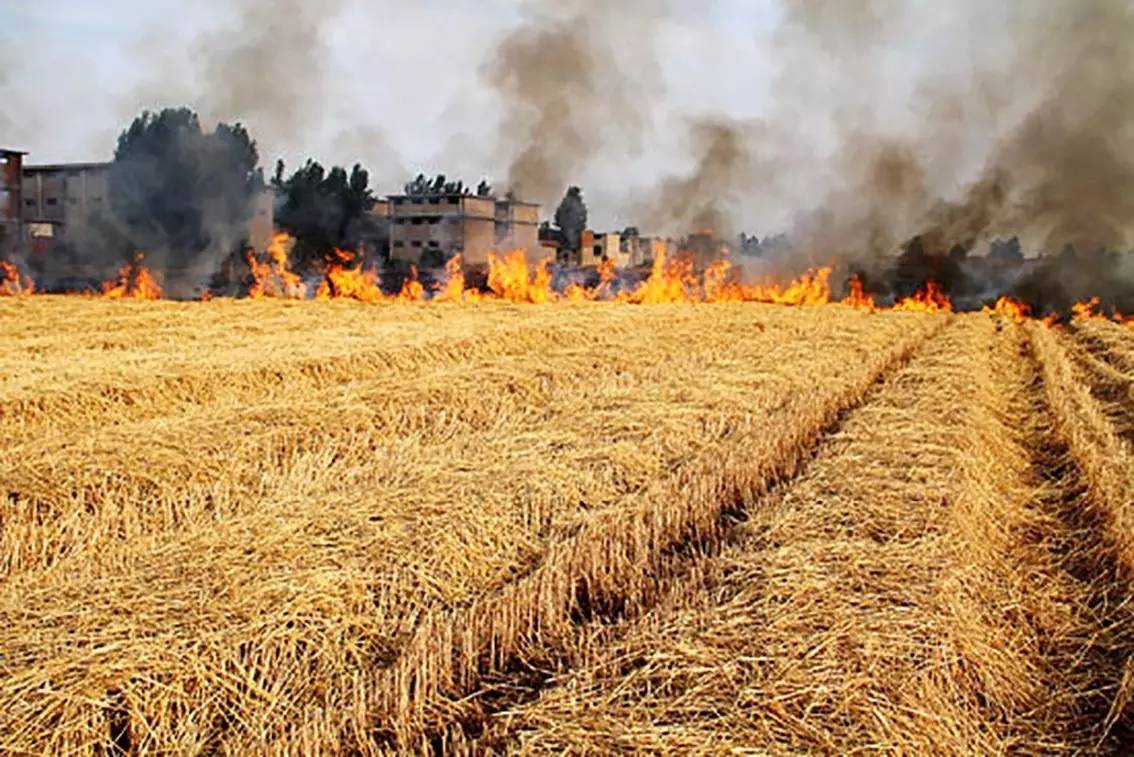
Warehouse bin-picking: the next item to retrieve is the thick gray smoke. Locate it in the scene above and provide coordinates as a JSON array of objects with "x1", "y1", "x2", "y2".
[
  {"x1": 789, "y1": 0, "x2": 1134, "y2": 256},
  {"x1": 196, "y1": 0, "x2": 346, "y2": 150},
  {"x1": 483, "y1": 1, "x2": 664, "y2": 207}
]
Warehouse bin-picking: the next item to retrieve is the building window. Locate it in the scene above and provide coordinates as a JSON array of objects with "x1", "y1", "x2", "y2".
[
  {"x1": 68, "y1": 198, "x2": 79, "y2": 205},
  {"x1": 428, "y1": 240, "x2": 440, "y2": 248},
  {"x1": 393, "y1": 198, "x2": 405, "y2": 206},
  {"x1": 91, "y1": 197, "x2": 104, "y2": 204},
  {"x1": 411, "y1": 241, "x2": 422, "y2": 248},
  {"x1": 448, "y1": 197, "x2": 459, "y2": 205},
  {"x1": 594, "y1": 245, "x2": 602, "y2": 257},
  {"x1": 24, "y1": 198, "x2": 35, "y2": 207},
  {"x1": 429, "y1": 197, "x2": 440, "y2": 205},
  {"x1": 393, "y1": 241, "x2": 404, "y2": 248},
  {"x1": 412, "y1": 218, "x2": 424, "y2": 225},
  {"x1": 45, "y1": 198, "x2": 59, "y2": 206}
]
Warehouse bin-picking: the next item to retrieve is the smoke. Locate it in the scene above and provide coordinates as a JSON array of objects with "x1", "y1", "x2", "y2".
[
  {"x1": 483, "y1": 1, "x2": 665, "y2": 207},
  {"x1": 196, "y1": 0, "x2": 346, "y2": 150}
]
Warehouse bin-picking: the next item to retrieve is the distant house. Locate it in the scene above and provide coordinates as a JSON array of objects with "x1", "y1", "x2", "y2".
[
  {"x1": 20, "y1": 161, "x2": 111, "y2": 242},
  {"x1": 385, "y1": 192, "x2": 540, "y2": 267}
]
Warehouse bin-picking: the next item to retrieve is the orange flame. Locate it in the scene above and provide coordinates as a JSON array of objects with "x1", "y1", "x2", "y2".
[
  {"x1": 397, "y1": 266, "x2": 426, "y2": 302},
  {"x1": 841, "y1": 274, "x2": 875, "y2": 311},
  {"x1": 620, "y1": 250, "x2": 699, "y2": 304},
  {"x1": 248, "y1": 232, "x2": 307, "y2": 299},
  {"x1": 1071, "y1": 297, "x2": 1104, "y2": 322},
  {"x1": 892, "y1": 281, "x2": 953, "y2": 313},
  {"x1": 101, "y1": 253, "x2": 163, "y2": 300},
  {"x1": 981, "y1": 296, "x2": 1030, "y2": 323},
  {"x1": 432, "y1": 255, "x2": 470, "y2": 303},
  {"x1": 487, "y1": 250, "x2": 556, "y2": 303},
  {"x1": 1, "y1": 261, "x2": 33, "y2": 296},
  {"x1": 314, "y1": 247, "x2": 385, "y2": 302}
]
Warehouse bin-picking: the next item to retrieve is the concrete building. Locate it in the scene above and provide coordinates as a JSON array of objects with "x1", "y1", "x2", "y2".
[
  {"x1": 579, "y1": 230, "x2": 627, "y2": 267},
  {"x1": 0, "y1": 149, "x2": 26, "y2": 254},
  {"x1": 20, "y1": 161, "x2": 111, "y2": 240},
  {"x1": 386, "y1": 193, "x2": 540, "y2": 267}
]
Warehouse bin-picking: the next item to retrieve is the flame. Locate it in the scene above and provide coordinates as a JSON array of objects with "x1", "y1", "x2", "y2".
[
  {"x1": 841, "y1": 274, "x2": 875, "y2": 311},
  {"x1": 397, "y1": 266, "x2": 426, "y2": 302},
  {"x1": 620, "y1": 250, "x2": 698, "y2": 304},
  {"x1": 892, "y1": 281, "x2": 952, "y2": 313},
  {"x1": 702, "y1": 260, "x2": 745, "y2": 303},
  {"x1": 1071, "y1": 297, "x2": 1104, "y2": 322},
  {"x1": 101, "y1": 253, "x2": 163, "y2": 300},
  {"x1": 315, "y1": 247, "x2": 385, "y2": 302},
  {"x1": 761, "y1": 267, "x2": 831, "y2": 306},
  {"x1": 432, "y1": 255, "x2": 470, "y2": 303},
  {"x1": 981, "y1": 296, "x2": 1030, "y2": 323},
  {"x1": 1, "y1": 261, "x2": 33, "y2": 295},
  {"x1": 248, "y1": 232, "x2": 307, "y2": 299},
  {"x1": 487, "y1": 250, "x2": 556, "y2": 303}
]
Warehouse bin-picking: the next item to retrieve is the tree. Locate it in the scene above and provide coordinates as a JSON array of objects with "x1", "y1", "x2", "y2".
[
  {"x1": 554, "y1": 186, "x2": 587, "y2": 253},
  {"x1": 988, "y1": 236, "x2": 1023, "y2": 265},
  {"x1": 109, "y1": 108, "x2": 261, "y2": 273},
  {"x1": 274, "y1": 160, "x2": 379, "y2": 272}
]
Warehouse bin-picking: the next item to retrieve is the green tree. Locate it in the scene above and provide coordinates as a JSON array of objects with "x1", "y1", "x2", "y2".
[
  {"x1": 109, "y1": 108, "x2": 261, "y2": 270},
  {"x1": 554, "y1": 186, "x2": 587, "y2": 253},
  {"x1": 274, "y1": 160, "x2": 379, "y2": 271}
]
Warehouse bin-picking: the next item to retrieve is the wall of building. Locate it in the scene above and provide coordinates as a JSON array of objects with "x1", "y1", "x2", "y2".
[
  {"x1": 21, "y1": 163, "x2": 111, "y2": 234},
  {"x1": 578, "y1": 231, "x2": 626, "y2": 267},
  {"x1": 387, "y1": 193, "x2": 542, "y2": 267},
  {"x1": 0, "y1": 151, "x2": 24, "y2": 253}
]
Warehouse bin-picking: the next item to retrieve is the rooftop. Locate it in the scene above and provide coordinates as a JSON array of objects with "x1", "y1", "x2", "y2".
[{"x1": 23, "y1": 161, "x2": 112, "y2": 172}]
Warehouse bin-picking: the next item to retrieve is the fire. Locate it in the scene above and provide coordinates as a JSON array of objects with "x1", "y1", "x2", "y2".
[
  {"x1": 432, "y1": 255, "x2": 470, "y2": 303},
  {"x1": 314, "y1": 246, "x2": 384, "y2": 302},
  {"x1": 841, "y1": 274, "x2": 875, "y2": 311},
  {"x1": 981, "y1": 296, "x2": 1030, "y2": 323},
  {"x1": 248, "y1": 232, "x2": 307, "y2": 299},
  {"x1": 762, "y1": 267, "x2": 832, "y2": 306},
  {"x1": 1, "y1": 261, "x2": 33, "y2": 295},
  {"x1": 892, "y1": 281, "x2": 953, "y2": 314},
  {"x1": 101, "y1": 253, "x2": 163, "y2": 300},
  {"x1": 1071, "y1": 297, "x2": 1104, "y2": 322},
  {"x1": 702, "y1": 260, "x2": 745, "y2": 303},
  {"x1": 397, "y1": 266, "x2": 426, "y2": 302},
  {"x1": 620, "y1": 250, "x2": 698, "y2": 304},
  {"x1": 487, "y1": 250, "x2": 555, "y2": 303}
]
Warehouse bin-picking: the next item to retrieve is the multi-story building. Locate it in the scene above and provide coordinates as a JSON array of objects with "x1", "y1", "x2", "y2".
[
  {"x1": 0, "y1": 149, "x2": 26, "y2": 254},
  {"x1": 386, "y1": 193, "x2": 540, "y2": 267},
  {"x1": 20, "y1": 161, "x2": 111, "y2": 241},
  {"x1": 579, "y1": 230, "x2": 627, "y2": 267}
]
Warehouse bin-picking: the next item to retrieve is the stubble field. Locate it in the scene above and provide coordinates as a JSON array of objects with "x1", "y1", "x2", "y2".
[{"x1": 0, "y1": 296, "x2": 1131, "y2": 753}]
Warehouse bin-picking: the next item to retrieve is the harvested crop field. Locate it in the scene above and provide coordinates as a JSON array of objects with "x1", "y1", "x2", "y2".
[{"x1": 0, "y1": 296, "x2": 1131, "y2": 754}]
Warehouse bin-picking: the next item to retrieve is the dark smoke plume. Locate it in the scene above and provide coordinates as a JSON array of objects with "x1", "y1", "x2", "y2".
[
  {"x1": 483, "y1": 1, "x2": 664, "y2": 206},
  {"x1": 197, "y1": 0, "x2": 346, "y2": 151}
]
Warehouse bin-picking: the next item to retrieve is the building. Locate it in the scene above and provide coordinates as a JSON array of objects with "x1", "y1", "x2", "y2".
[
  {"x1": 579, "y1": 230, "x2": 626, "y2": 267},
  {"x1": 0, "y1": 149, "x2": 26, "y2": 254},
  {"x1": 20, "y1": 161, "x2": 111, "y2": 241},
  {"x1": 386, "y1": 193, "x2": 540, "y2": 267}
]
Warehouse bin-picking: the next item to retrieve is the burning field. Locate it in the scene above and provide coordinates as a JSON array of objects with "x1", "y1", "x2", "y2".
[{"x1": 0, "y1": 290, "x2": 1132, "y2": 753}]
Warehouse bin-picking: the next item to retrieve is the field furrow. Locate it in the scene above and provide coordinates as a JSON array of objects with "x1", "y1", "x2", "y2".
[
  {"x1": 476, "y1": 317, "x2": 1134, "y2": 754},
  {"x1": 0, "y1": 304, "x2": 939, "y2": 754},
  {"x1": 1032, "y1": 323, "x2": 1134, "y2": 581}
]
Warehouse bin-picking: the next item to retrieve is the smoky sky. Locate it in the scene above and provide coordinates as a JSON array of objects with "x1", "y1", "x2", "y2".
[{"x1": 6, "y1": 0, "x2": 1134, "y2": 255}]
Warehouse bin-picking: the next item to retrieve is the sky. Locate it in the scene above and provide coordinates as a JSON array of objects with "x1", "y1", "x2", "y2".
[
  {"x1": 1, "y1": 0, "x2": 1105, "y2": 248},
  {"x1": 0, "y1": 0, "x2": 785, "y2": 225}
]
